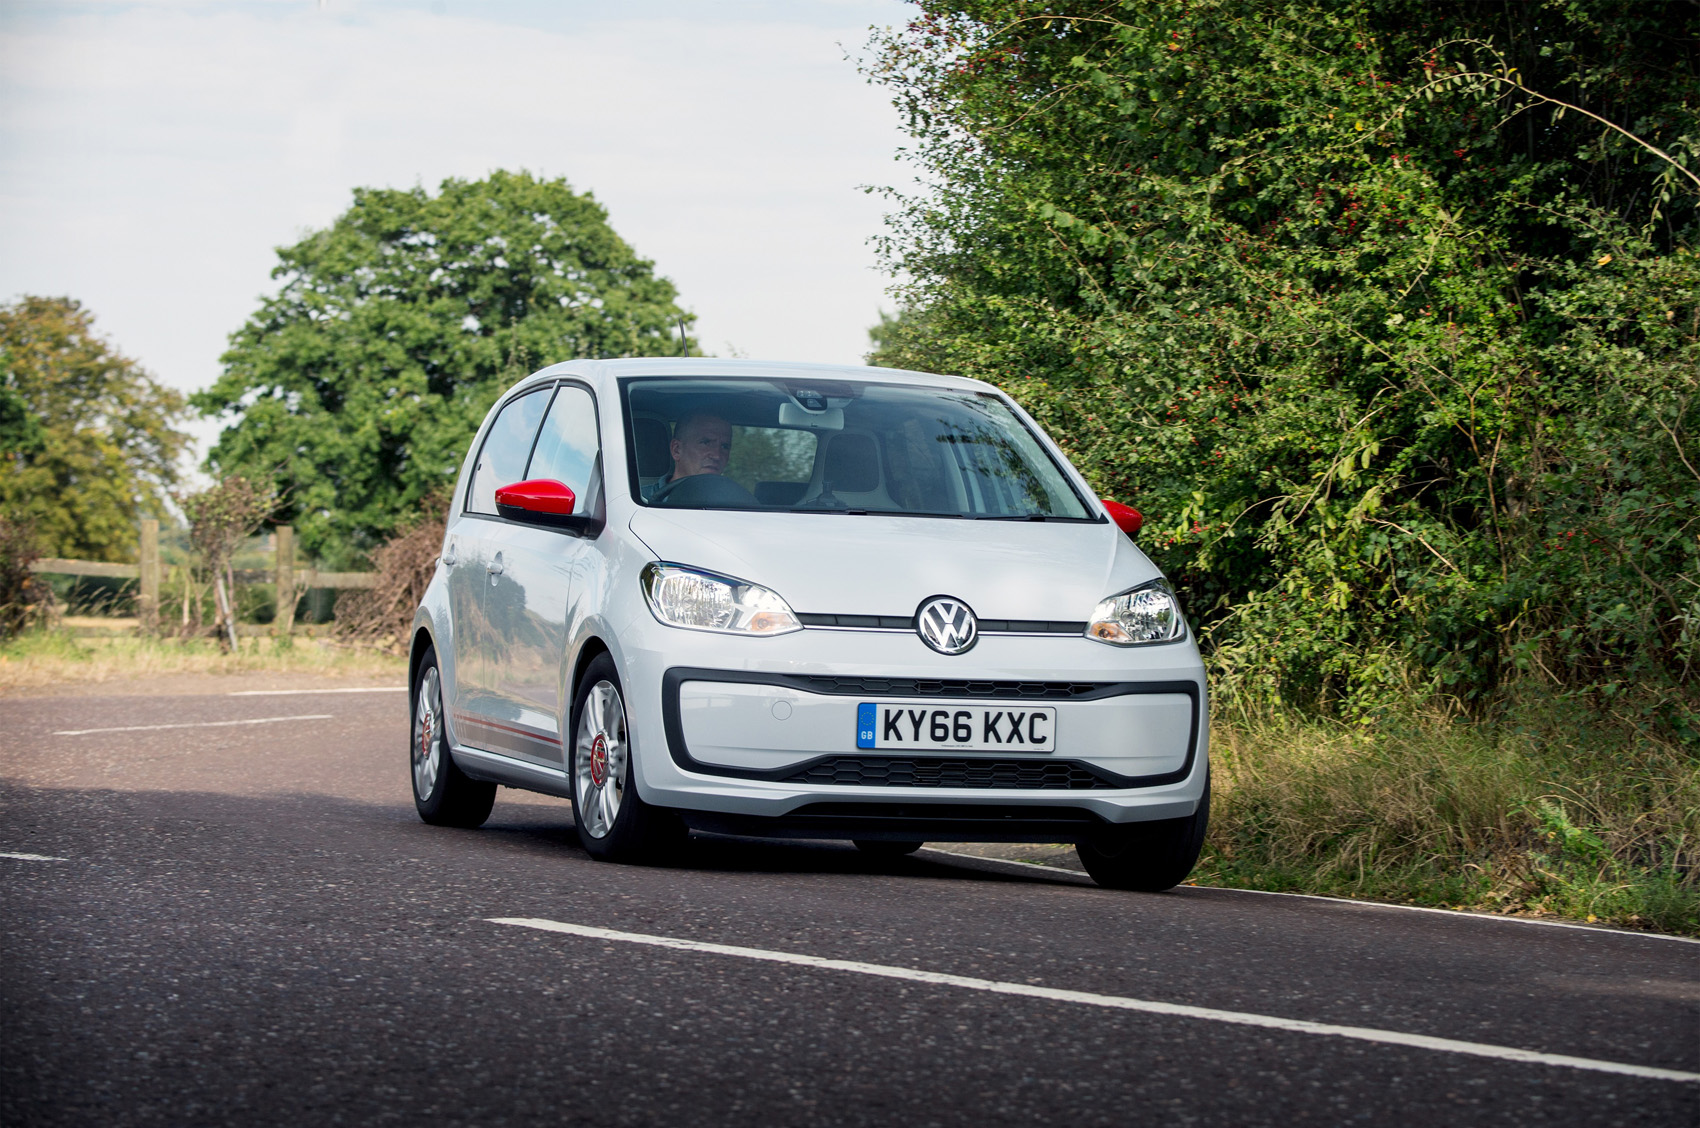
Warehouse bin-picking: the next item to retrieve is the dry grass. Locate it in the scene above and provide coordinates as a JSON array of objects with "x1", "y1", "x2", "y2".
[
  {"x1": 0, "y1": 628, "x2": 405, "y2": 692},
  {"x1": 1198, "y1": 707, "x2": 1700, "y2": 936}
]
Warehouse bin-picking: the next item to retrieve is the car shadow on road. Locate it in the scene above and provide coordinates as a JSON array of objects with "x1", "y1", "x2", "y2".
[
  {"x1": 482, "y1": 796, "x2": 1097, "y2": 888},
  {"x1": 0, "y1": 781, "x2": 1102, "y2": 894}
]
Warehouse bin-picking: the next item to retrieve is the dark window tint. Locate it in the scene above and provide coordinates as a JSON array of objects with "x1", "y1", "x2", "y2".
[{"x1": 466, "y1": 388, "x2": 550, "y2": 514}]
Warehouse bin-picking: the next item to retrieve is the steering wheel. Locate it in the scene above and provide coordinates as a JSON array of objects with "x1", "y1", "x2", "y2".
[{"x1": 648, "y1": 473, "x2": 760, "y2": 508}]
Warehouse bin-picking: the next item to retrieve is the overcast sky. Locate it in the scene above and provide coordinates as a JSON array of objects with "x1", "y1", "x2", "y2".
[{"x1": 0, "y1": 0, "x2": 917, "y2": 463}]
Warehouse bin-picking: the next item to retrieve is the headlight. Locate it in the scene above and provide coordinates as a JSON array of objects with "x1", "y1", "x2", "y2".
[
  {"x1": 640, "y1": 562, "x2": 801, "y2": 636},
  {"x1": 1086, "y1": 580, "x2": 1187, "y2": 645}
]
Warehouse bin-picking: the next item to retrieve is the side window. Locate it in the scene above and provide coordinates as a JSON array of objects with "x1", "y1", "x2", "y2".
[
  {"x1": 525, "y1": 385, "x2": 601, "y2": 506},
  {"x1": 466, "y1": 388, "x2": 551, "y2": 515}
]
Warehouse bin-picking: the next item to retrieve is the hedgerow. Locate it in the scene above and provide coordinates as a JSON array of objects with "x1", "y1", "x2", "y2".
[{"x1": 866, "y1": 1, "x2": 1699, "y2": 730}]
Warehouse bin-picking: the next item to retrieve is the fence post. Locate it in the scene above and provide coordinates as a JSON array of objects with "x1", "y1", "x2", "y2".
[
  {"x1": 275, "y1": 525, "x2": 296, "y2": 640},
  {"x1": 138, "y1": 518, "x2": 160, "y2": 635}
]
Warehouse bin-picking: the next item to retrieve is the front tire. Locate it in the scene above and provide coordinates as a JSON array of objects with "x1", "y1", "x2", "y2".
[
  {"x1": 1077, "y1": 774, "x2": 1209, "y2": 891},
  {"x1": 569, "y1": 654, "x2": 684, "y2": 862},
  {"x1": 411, "y1": 647, "x2": 496, "y2": 828}
]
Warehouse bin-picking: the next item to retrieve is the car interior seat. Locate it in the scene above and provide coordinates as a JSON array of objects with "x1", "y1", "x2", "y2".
[{"x1": 821, "y1": 432, "x2": 892, "y2": 507}]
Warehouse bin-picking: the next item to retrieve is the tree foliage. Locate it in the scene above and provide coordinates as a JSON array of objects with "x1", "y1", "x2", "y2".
[
  {"x1": 867, "y1": 1, "x2": 1700, "y2": 723},
  {"x1": 0, "y1": 296, "x2": 190, "y2": 562},
  {"x1": 197, "y1": 170, "x2": 696, "y2": 563}
]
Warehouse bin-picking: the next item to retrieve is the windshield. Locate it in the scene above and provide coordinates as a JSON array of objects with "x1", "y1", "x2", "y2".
[{"x1": 622, "y1": 377, "x2": 1094, "y2": 520}]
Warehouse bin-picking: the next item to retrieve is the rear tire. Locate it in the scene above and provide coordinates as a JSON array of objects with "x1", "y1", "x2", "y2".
[
  {"x1": 853, "y1": 840, "x2": 923, "y2": 858},
  {"x1": 411, "y1": 647, "x2": 496, "y2": 828},
  {"x1": 569, "y1": 654, "x2": 685, "y2": 863},
  {"x1": 1077, "y1": 774, "x2": 1209, "y2": 891}
]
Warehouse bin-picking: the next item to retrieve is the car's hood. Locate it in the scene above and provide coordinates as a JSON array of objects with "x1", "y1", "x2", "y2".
[{"x1": 626, "y1": 508, "x2": 1160, "y2": 621}]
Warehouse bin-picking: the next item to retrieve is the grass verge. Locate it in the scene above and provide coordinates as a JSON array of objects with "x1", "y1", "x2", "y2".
[
  {"x1": 1198, "y1": 705, "x2": 1700, "y2": 937},
  {"x1": 0, "y1": 628, "x2": 405, "y2": 691}
]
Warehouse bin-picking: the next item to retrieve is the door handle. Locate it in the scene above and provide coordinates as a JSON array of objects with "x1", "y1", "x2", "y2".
[
  {"x1": 486, "y1": 557, "x2": 505, "y2": 576},
  {"x1": 441, "y1": 550, "x2": 457, "y2": 567}
]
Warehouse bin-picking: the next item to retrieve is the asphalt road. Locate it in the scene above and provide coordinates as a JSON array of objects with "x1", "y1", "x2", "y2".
[{"x1": 2, "y1": 676, "x2": 1696, "y2": 1127}]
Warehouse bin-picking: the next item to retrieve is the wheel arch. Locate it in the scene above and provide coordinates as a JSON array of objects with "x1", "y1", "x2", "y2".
[
  {"x1": 567, "y1": 634, "x2": 612, "y2": 716},
  {"x1": 408, "y1": 626, "x2": 435, "y2": 717}
]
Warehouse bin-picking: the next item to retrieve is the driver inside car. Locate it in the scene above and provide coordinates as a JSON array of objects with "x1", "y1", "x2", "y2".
[{"x1": 644, "y1": 411, "x2": 732, "y2": 500}]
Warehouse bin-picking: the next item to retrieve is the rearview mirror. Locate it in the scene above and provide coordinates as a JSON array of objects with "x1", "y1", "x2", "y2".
[
  {"x1": 777, "y1": 401, "x2": 845, "y2": 430},
  {"x1": 1101, "y1": 499, "x2": 1142, "y2": 536},
  {"x1": 496, "y1": 479, "x2": 580, "y2": 528}
]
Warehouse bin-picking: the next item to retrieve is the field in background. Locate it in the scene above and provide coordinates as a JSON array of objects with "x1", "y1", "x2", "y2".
[{"x1": 0, "y1": 629, "x2": 404, "y2": 692}]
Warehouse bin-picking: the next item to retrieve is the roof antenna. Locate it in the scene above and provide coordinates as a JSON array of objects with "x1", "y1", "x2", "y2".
[{"x1": 677, "y1": 316, "x2": 689, "y2": 356}]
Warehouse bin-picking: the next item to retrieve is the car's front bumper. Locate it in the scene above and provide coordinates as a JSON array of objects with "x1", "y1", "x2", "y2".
[{"x1": 615, "y1": 619, "x2": 1209, "y2": 834}]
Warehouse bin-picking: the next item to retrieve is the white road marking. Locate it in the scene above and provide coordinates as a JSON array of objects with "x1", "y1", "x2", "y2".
[
  {"x1": 489, "y1": 917, "x2": 1700, "y2": 1085},
  {"x1": 919, "y1": 848, "x2": 1700, "y2": 946},
  {"x1": 0, "y1": 851, "x2": 68, "y2": 862},
  {"x1": 226, "y1": 687, "x2": 404, "y2": 696},
  {"x1": 53, "y1": 714, "x2": 333, "y2": 736}
]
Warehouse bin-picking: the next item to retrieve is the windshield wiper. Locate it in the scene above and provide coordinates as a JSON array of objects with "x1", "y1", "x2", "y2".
[
  {"x1": 786, "y1": 506, "x2": 966, "y2": 518},
  {"x1": 975, "y1": 513, "x2": 1051, "y2": 521}
]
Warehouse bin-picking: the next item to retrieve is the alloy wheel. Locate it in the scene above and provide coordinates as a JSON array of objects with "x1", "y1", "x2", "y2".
[
  {"x1": 413, "y1": 665, "x2": 443, "y2": 799},
  {"x1": 574, "y1": 679, "x2": 628, "y2": 838}
]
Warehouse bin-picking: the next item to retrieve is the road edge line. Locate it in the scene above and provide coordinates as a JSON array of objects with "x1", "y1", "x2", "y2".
[
  {"x1": 488, "y1": 917, "x2": 1700, "y2": 1086},
  {"x1": 919, "y1": 848, "x2": 1699, "y2": 945}
]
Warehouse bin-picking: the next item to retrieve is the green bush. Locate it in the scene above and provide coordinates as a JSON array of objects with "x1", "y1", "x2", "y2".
[{"x1": 866, "y1": 1, "x2": 1699, "y2": 727}]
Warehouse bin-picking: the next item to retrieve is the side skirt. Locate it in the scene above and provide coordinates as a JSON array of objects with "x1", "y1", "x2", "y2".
[{"x1": 452, "y1": 745, "x2": 574, "y2": 800}]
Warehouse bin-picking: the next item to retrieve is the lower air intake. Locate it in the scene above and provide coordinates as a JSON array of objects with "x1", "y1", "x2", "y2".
[{"x1": 783, "y1": 757, "x2": 1115, "y2": 790}]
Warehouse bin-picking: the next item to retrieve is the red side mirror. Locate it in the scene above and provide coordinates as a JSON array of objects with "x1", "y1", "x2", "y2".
[
  {"x1": 496, "y1": 478, "x2": 577, "y2": 522},
  {"x1": 1101, "y1": 498, "x2": 1142, "y2": 536}
]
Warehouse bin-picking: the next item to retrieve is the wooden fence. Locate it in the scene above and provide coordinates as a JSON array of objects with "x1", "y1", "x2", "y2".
[{"x1": 29, "y1": 519, "x2": 376, "y2": 638}]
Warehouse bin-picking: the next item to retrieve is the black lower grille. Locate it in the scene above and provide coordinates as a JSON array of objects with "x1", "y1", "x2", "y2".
[
  {"x1": 786, "y1": 676, "x2": 1106, "y2": 699},
  {"x1": 783, "y1": 756, "x2": 1115, "y2": 790}
]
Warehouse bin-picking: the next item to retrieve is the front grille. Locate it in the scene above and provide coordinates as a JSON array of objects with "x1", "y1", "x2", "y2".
[
  {"x1": 785, "y1": 676, "x2": 1106, "y2": 699},
  {"x1": 797, "y1": 613, "x2": 1086, "y2": 635},
  {"x1": 977, "y1": 620, "x2": 1088, "y2": 634},
  {"x1": 783, "y1": 756, "x2": 1115, "y2": 790}
]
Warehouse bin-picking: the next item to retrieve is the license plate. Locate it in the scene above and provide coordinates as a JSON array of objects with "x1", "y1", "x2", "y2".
[{"x1": 855, "y1": 703, "x2": 1057, "y2": 752}]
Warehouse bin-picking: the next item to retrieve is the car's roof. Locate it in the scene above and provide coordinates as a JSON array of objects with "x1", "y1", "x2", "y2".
[{"x1": 524, "y1": 357, "x2": 998, "y2": 396}]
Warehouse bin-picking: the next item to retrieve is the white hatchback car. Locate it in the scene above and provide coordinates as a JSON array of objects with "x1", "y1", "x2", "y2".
[{"x1": 409, "y1": 359, "x2": 1209, "y2": 890}]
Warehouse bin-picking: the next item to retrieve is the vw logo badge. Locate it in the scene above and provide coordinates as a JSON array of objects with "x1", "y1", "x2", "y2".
[{"x1": 916, "y1": 596, "x2": 978, "y2": 655}]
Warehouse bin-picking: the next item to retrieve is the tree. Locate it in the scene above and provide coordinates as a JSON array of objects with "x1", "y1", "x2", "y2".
[
  {"x1": 868, "y1": 1, "x2": 1700, "y2": 717},
  {"x1": 197, "y1": 170, "x2": 696, "y2": 563},
  {"x1": 0, "y1": 296, "x2": 190, "y2": 562},
  {"x1": 182, "y1": 476, "x2": 274, "y2": 652}
]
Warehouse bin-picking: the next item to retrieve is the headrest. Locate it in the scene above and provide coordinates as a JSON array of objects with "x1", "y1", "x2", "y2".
[
  {"x1": 824, "y1": 432, "x2": 879, "y2": 493},
  {"x1": 633, "y1": 416, "x2": 671, "y2": 477}
]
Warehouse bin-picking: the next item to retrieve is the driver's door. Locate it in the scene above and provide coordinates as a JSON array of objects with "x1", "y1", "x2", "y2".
[
  {"x1": 448, "y1": 386, "x2": 552, "y2": 750},
  {"x1": 481, "y1": 382, "x2": 603, "y2": 769}
]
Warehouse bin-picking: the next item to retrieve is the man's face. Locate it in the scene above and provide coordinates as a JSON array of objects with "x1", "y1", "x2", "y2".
[{"x1": 670, "y1": 415, "x2": 732, "y2": 478}]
